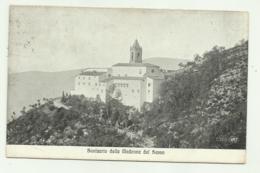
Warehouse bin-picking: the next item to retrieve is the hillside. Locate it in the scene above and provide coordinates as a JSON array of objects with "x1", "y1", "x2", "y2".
[
  {"x1": 8, "y1": 69, "x2": 81, "y2": 121},
  {"x1": 143, "y1": 40, "x2": 248, "y2": 149},
  {"x1": 143, "y1": 57, "x2": 189, "y2": 71},
  {"x1": 7, "y1": 57, "x2": 187, "y2": 121},
  {"x1": 7, "y1": 95, "x2": 148, "y2": 147}
]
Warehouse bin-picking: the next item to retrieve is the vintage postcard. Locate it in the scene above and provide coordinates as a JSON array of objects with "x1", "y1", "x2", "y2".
[{"x1": 6, "y1": 6, "x2": 248, "y2": 163}]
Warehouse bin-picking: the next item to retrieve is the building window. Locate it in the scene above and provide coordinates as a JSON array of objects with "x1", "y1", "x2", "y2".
[
  {"x1": 78, "y1": 77, "x2": 80, "y2": 79},
  {"x1": 151, "y1": 69, "x2": 154, "y2": 73},
  {"x1": 148, "y1": 90, "x2": 150, "y2": 93},
  {"x1": 137, "y1": 89, "x2": 139, "y2": 93},
  {"x1": 132, "y1": 89, "x2": 135, "y2": 93},
  {"x1": 88, "y1": 82, "x2": 91, "y2": 86},
  {"x1": 88, "y1": 77, "x2": 91, "y2": 80},
  {"x1": 95, "y1": 83, "x2": 97, "y2": 86},
  {"x1": 148, "y1": 83, "x2": 151, "y2": 87}
]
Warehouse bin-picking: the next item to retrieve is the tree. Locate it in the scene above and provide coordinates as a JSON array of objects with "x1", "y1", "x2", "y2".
[
  {"x1": 37, "y1": 99, "x2": 41, "y2": 106},
  {"x1": 11, "y1": 112, "x2": 16, "y2": 120},
  {"x1": 20, "y1": 106, "x2": 26, "y2": 115},
  {"x1": 178, "y1": 62, "x2": 186, "y2": 68},
  {"x1": 96, "y1": 94, "x2": 102, "y2": 103},
  {"x1": 61, "y1": 91, "x2": 66, "y2": 103}
]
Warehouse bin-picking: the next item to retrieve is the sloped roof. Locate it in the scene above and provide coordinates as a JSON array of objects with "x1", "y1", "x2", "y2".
[
  {"x1": 131, "y1": 39, "x2": 141, "y2": 49},
  {"x1": 143, "y1": 72, "x2": 164, "y2": 80},
  {"x1": 146, "y1": 75, "x2": 164, "y2": 80},
  {"x1": 79, "y1": 71, "x2": 106, "y2": 76},
  {"x1": 99, "y1": 76, "x2": 144, "y2": 82},
  {"x1": 111, "y1": 76, "x2": 144, "y2": 80},
  {"x1": 112, "y1": 63, "x2": 159, "y2": 67}
]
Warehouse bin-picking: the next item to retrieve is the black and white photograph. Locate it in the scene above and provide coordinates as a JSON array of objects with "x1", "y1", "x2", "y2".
[{"x1": 6, "y1": 6, "x2": 248, "y2": 163}]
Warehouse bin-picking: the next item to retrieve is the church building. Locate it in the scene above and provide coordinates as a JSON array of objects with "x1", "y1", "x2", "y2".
[{"x1": 71, "y1": 40, "x2": 164, "y2": 110}]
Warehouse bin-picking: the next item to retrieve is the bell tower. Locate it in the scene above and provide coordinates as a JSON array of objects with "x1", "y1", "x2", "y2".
[{"x1": 130, "y1": 39, "x2": 142, "y2": 63}]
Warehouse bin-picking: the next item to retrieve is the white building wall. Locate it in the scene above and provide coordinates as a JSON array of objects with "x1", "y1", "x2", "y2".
[
  {"x1": 71, "y1": 75, "x2": 107, "y2": 102},
  {"x1": 145, "y1": 78, "x2": 154, "y2": 103},
  {"x1": 145, "y1": 66, "x2": 162, "y2": 77},
  {"x1": 144, "y1": 77, "x2": 164, "y2": 103},
  {"x1": 152, "y1": 79, "x2": 163, "y2": 99},
  {"x1": 112, "y1": 66, "x2": 161, "y2": 78},
  {"x1": 113, "y1": 79, "x2": 143, "y2": 110},
  {"x1": 71, "y1": 66, "x2": 164, "y2": 110},
  {"x1": 112, "y1": 66, "x2": 147, "y2": 77}
]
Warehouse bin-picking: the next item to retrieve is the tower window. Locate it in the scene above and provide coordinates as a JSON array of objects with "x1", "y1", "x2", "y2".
[
  {"x1": 151, "y1": 69, "x2": 155, "y2": 73},
  {"x1": 148, "y1": 83, "x2": 151, "y2": 87}
]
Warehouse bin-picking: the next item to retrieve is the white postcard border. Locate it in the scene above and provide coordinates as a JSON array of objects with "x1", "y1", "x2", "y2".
[{"x1": 6, "y1": 145, "x2": 245, "y2": 163}]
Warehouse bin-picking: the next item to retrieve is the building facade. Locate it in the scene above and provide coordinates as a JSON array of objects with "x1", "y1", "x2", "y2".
[{"x1": 71, "y1": 40, "x2": 164, "y2": 110}]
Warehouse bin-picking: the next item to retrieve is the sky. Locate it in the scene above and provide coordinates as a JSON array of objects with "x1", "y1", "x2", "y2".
[{"x1": 8, "y1": 6, "x2": 248, "y2": 73}]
